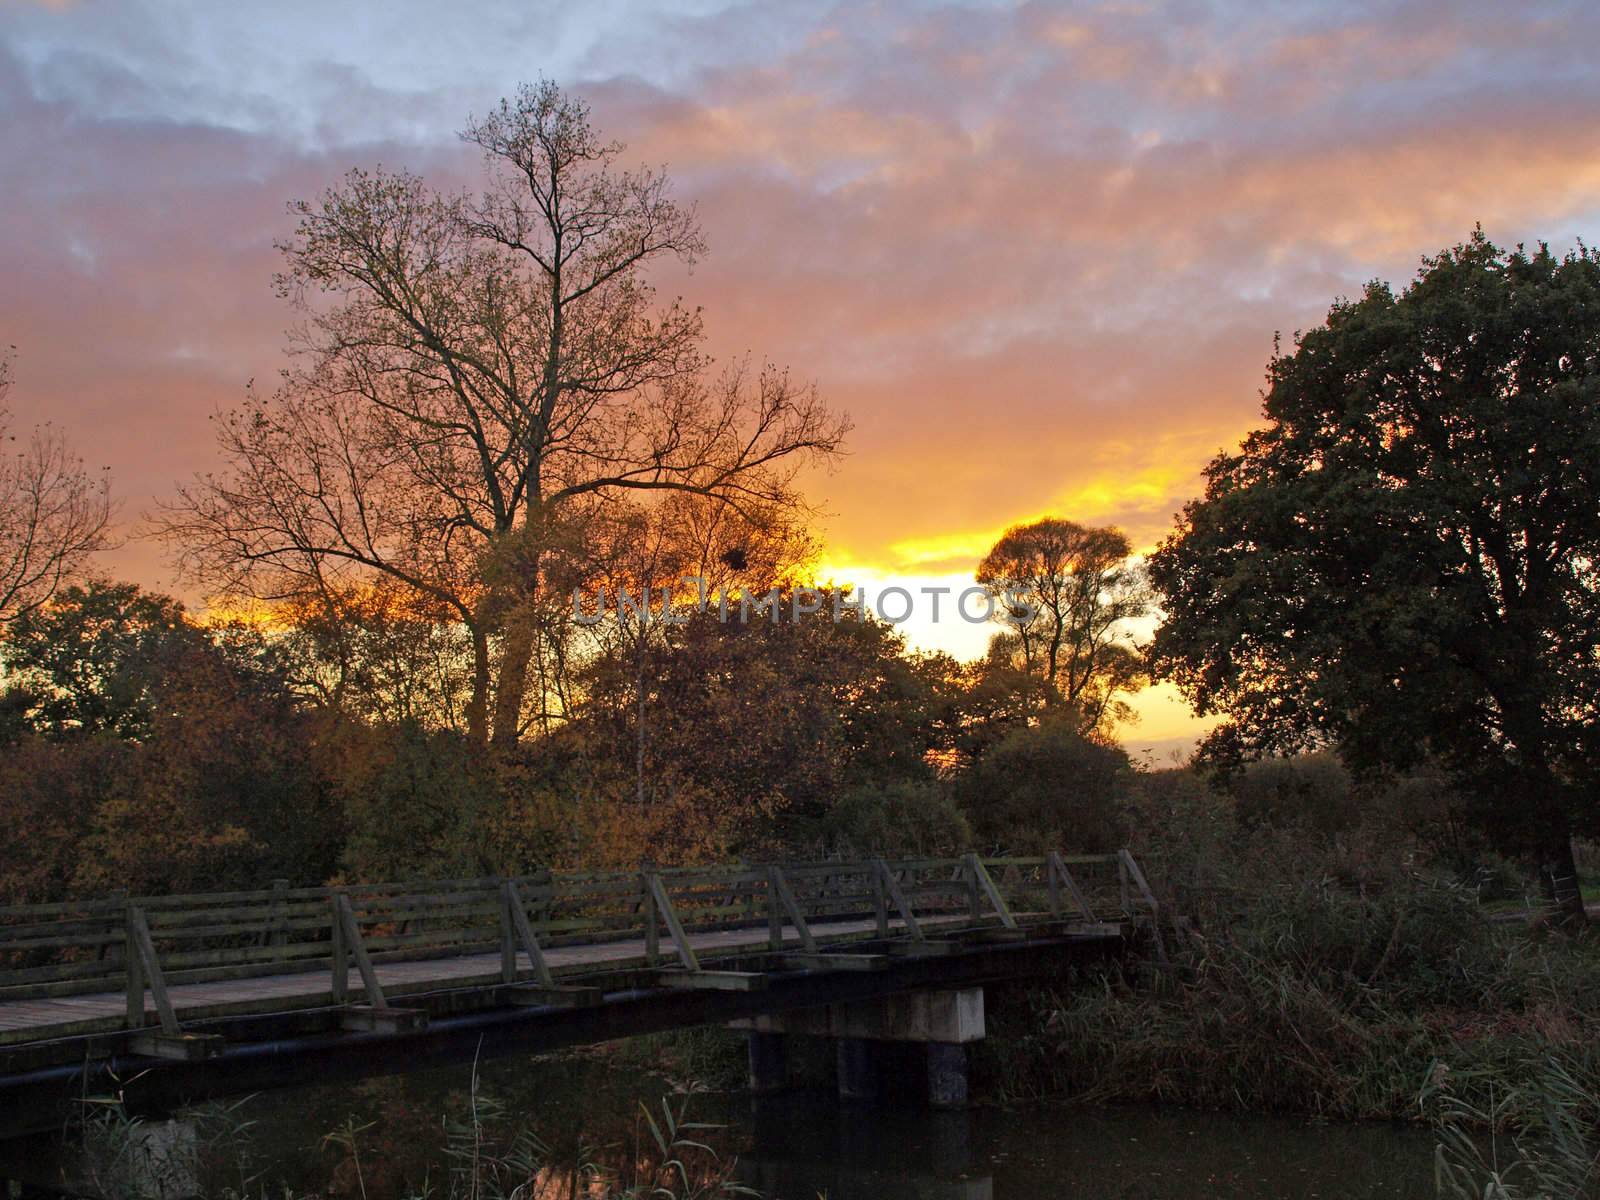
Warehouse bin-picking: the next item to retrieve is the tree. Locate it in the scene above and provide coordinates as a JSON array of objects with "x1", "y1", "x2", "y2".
[
  {"x1": 579, "y1": 593, "x2": 952, "y2": 849},
  {"x1": 160, "y1": 82, "x2": 847, "y2": 746},
  {"x1": 0, "y1": 352, "x2": 113, "y2": 625},
  {"x1": 1148, "y1": 232, "x2": 1600, "y2": 922},
  {"x1": 577, "y1": 488, "x2": 818, "y2": 804},
  {"x1": 277, "y1": 579, "x2": 480, "y2": 731},
  {"x1": 975, "y1": 517, "x2": 1149, "y2": 732},
  {"x1": 0, "y1": 580, "x2": 342, "y2": 894},
  {"x1": 2, "y1": 581, "x2": 204, "y2": 739}
]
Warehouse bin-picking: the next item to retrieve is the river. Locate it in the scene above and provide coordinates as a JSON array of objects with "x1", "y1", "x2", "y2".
[{"x1": 13, "y1": 1041, "x2": 1436, "y2": 1198}]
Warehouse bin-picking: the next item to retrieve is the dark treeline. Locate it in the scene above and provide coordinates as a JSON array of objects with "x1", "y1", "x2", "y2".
[{"x1": 0, "y1": 570, "x2": 1515, "y2": 908}]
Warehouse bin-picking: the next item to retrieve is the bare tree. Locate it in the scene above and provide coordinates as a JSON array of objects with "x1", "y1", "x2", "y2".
[
  {"x1": 0, "y1": 352, "x2": 114, "y2": 626},
  {"x1": 159, "y1": 83, "x2": 848, "y2": 744},
  {"x1": 976, "y1": 517, "x2": 1149, "y2": 732}
]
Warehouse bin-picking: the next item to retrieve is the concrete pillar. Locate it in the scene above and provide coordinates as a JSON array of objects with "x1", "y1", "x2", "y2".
[
  {"x1": 732, "y1": 987, "x2": 985, "y2": 1108},
  {"x1": 746, "y1": 1030, "x2": 789, "y2": 1095},
  {"x1": 836, "y1": 1036, "x2": 879, "y2": 1103},
  {"x1": 926, "y1": 1042, "x2": 969, "y2": 1109}
]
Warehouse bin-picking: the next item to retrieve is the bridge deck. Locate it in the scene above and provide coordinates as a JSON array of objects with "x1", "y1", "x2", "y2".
[
  {"x1": 0, "y1": 913, "x2": 952, "y2": 1044},
  {"x1": 0, "y1": 854, "x2": 1155, "y2": 1137}
]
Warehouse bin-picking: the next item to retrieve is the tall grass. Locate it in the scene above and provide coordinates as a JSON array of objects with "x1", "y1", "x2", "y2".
[
  {"x1": 75, "y1": 1066, "x2": 756, "y2": 1200},
  {"x1": 1426, "y1": 1055, "x2": 1600, "y2": 1199},
  {"x1": 979, "y1": 818, "x2": 1600, "y2": 1196}
]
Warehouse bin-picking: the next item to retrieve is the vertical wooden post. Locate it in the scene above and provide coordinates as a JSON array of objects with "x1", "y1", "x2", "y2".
[
  {"x1": 1118, "y1": 855, "x2": 1131, "y2": 917},
  {"x1": 502, "y1": 879, "x2": 556, "y2": 988},
  {"x1": 268, "y1": 879, "x2": 289, "y2": 948},
  {"x1": 965, "y1": 853, "x2": 1018, "y2": 929},
  {"x1": 766, "y1": 866, "x2": 783, "y2": 951},
  {"x1": 874, "y1": 859, "x2": 925, "y2": 941},
  {"x1": 104, "y1": 888, "x2": 128, "y2": 965},
  {"x1": 965, "y1": 859, "x2": 981, "y2": 922},
  {"x1": 642, "y1": 873, "x2": 659, "y2": 967},
  {"x1": 124, "y1": 903, "x2": 145, "y2": 1029},
  {"x1": 330, "y1": 892, "x2": 347, "y2": 1005},
  {"x1": 646, "y1": 874, "x2": 701, "y2": 971},
  {"x1": 872, "y1": 864, "x2": 889, "y2": 938},
  {"x1": 499, "y1": 879, "x2": 516, "y2": 984},
  {"x1": 1049, "y1": 851, "x2": 1096, "y2": 921},
  {"x1": 1046, "y1": 856, "x2": 1062, "y2": 917},
  {"x1": 768, "y1": 866, "x2": 817, "y2": 953},
  {"x1": 124, "y1": 906, "x2": 180, "y2": 1036},
  {"x1": 534, "y1": 867, "x2": 554, "y2": 925}
]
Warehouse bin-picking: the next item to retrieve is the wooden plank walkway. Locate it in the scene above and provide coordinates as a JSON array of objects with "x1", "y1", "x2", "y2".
[
  {"x1": 0, "y1": 851, "x2": 1153, "y2": 1059},
  {"x1": 0, "y1": 913, "x2": 952, "y2": 1045}
]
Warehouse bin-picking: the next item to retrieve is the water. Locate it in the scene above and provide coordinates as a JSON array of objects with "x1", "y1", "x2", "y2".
[{"x1": 14, "y1": 1046, "x2": 1435, "y2": 1198}]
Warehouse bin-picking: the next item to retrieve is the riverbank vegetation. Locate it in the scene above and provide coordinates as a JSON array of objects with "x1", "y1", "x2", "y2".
[
  {"x1": 970, "y1": 757, "x2": 1600, "y2": 1195},
  {"x1": 73, "y1": 1056, "x2": 748, "y2": 1196}
]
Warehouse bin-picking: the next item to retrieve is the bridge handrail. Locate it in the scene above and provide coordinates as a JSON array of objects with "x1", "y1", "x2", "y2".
[{"x1": 0, "y1": 852, "x2": 1146, "y2": 1017}]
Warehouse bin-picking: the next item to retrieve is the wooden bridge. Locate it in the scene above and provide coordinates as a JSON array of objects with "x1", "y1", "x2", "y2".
[{"x1": 0, "y1": 851, "x2": 1156, "y2": 1136}]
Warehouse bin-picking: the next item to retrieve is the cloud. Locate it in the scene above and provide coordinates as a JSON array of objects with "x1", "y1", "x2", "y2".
[{"x1": 3, "y1": 0, "x2": 1600, "y2": 661}]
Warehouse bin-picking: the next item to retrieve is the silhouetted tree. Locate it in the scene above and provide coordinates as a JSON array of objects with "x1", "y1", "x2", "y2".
[
  {"x1": 976, "y1": 517, "x2": 1149, "y2": 731},
  {"x1": 954, "y1": 718, "x2": 1131, "y2": 852},
  {"x1": 1150, "y1": 232, "x2": 1600, "y2": 922}
]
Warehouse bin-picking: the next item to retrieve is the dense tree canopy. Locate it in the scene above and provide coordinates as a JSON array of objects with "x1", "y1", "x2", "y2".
[
  {"x1": 1149, "y1": 232, "x2": 1600, "y2": 917},
  {"x1": 0, "y1": 581, "x2": 341, "y2": 897},
  {"x1": 580, "y1": 594, "x2": 954, "y2": 848}
]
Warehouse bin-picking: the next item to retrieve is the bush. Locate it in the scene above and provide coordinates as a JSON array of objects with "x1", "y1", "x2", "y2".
[
  {"x1": 336, "y1": 722, "x2": 496, "y2": 881},
  {"x1": 1230, "y1": 753, "x2": 1360, "y2": 833},
  {"x1": 955, "y1": 718, "x2": 1130, "y2": 852},
  {"x1": 819, "y1": 779, "x2": 971, "y2": 857}
]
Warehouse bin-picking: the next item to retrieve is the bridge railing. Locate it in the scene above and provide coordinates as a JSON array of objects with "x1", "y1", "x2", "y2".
[{"x1": 0, "y1": 852, "x2": 1153, "y2": 1018}]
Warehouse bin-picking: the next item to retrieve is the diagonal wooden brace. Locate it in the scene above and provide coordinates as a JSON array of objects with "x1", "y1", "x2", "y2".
[
  {"x1": 500, "y1": 880, "x2": 555, "y2": 988},
  {"x1": 873, "y1": 859, "x2": 925, "y2": 941},
  {"x1": 964, "y1": 854, "x2": 1018, "y2": 930},
  {"x1": 1048, "y1": 851, "x2": 1097, "y2": 921},
  {"x1": 332, "y1": 892, "x2": 389, "y2": 1011},
  {"x1": 125, "y1": 905, "x2": 180, "y2": 1035},
  {"x1": 767, "y1": 865, "x2": 817, "y2": 952},
  {"x1": 646, "y1": 873, "x2": 700, "y2": 972}
]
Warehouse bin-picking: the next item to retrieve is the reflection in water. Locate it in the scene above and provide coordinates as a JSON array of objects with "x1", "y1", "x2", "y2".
[
  {"x1": 14, "y1": 1047, "x2": 1434, "y2": 1198},
  {"x1": 738, "y1": 1092, "x2": 1432, "y2": 1199}
]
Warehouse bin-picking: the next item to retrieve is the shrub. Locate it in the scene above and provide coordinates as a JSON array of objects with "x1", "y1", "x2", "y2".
[
  {"x1": 819, "y1": 779, "x2": 971, "y2": 857},
  {"x1": 955, "y1": 718, "x2": 1130, "y2": 852}
]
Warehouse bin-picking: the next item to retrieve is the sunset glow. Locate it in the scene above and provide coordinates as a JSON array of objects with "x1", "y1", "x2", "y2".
[{"x1": 6, "y1": 1, "x2": 1600, "y2": 756}]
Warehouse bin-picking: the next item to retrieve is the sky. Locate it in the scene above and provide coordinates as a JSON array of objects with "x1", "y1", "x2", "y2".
[{"x1": 4, "y1": 0, "x2": 1600, "y2": 757}]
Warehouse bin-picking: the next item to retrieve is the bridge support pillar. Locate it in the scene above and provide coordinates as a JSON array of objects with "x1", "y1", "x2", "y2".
[
  {"x1": 745, "y1": 1030, "x2": 789, "y2": 1095},
  {"x1": 731, "y1": 987, "x2": 984, "y2": 1108},
  {"x1": 835, "y1": 1036, "x2": 879, "y2": 1103},
  {"x1": 926, "y1": 1042, "x2": 969, "y2": 1109}
]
